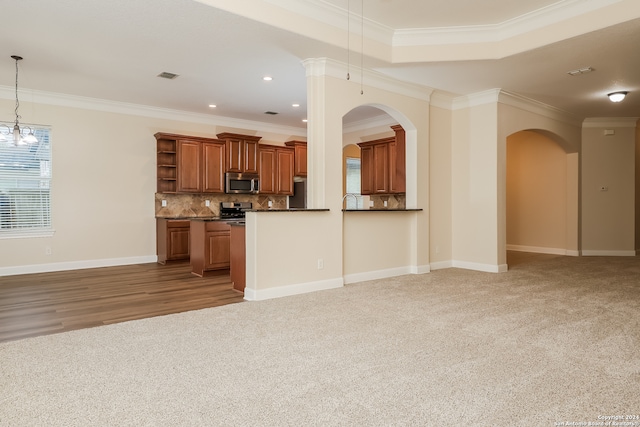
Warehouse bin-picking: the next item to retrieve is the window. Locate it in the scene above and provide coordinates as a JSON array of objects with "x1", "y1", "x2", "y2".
[
  {"x1": 0, "y1": 124, "x2": 52, "y2": 238},
  {"x1": 345, "y1": 157, "x2": 362, "y2": 209}
]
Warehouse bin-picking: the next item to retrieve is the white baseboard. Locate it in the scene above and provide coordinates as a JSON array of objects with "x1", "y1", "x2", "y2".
[
  {"x1": 244, "y1": 277, "x2": 344, "y2": 301},
  {"x1": 452, "y1": 260, "x2": 508, "y2": 273},
  {"x1": 343, "y1": 266, "x2": 413, "y2": 285},
  {"x1": 507, "y1": 244, "x2": 570, "y2": 255},
  {"x1": 410, "y1": 264, "x2": 431, "y2": 274},
  {"x1": 0, "y1": 256, "x2": 158, "y2": 277},
  {"x1": 581, "y1": 250, "x2": 636, "y2": 256},
  {"x1": 430, "y1": 260, "x2": 453, "y2": 270}
]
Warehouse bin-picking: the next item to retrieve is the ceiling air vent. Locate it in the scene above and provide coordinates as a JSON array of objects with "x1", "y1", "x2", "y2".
[
  {"x1": 264, "y1": 111, "x2": 279, "y2": 115},
  {"x1": 157, "y1": 72, "x2": 179, "y2": 80},
  {"x1": 567, "y1": 67, "x2": 593, "y2": 76}
]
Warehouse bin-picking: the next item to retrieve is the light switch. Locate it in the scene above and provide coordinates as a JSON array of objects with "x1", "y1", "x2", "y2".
[{"x1": 161, "y1": 200, "x2": 167, "y2": 207}]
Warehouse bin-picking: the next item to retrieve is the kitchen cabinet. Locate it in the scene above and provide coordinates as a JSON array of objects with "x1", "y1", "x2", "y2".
[
  {"x1": 216, "y1": 132, "x2": 261, "y2": 174},
  {"x1": 190, "y1": 220, "x2": 231, "y2": 277},
  {"x1": 258, "y1": 144, "x2": 294, "y2": 195},
  {"x1": 357, "y1": 125, "x2": 405, "y2": 195},
  {"x1": 155, "y1": 133, "x2": 226, "y2": 194},
  {"x1": 229, "y1": 224, "x2": 246, "y2": 292},
  {"x1": 156, "y1": 218, "x2": 190, "y2": 264},
  {"x1": 285, "y1": 140, "x2": 307, "y2": 177}
]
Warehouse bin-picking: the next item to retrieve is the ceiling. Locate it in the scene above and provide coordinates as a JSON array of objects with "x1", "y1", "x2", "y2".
[{"x1": 1, "y1": 0, "x2": 639, "y2": 130}]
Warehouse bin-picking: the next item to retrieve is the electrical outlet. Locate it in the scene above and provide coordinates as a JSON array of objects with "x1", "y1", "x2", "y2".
[
  {"x1": 205, "y1": 200, "x2": 210, "y2": 207},
  {"x1": 268, "y1": 200, "x2": 273, "y2": 208},
  {"x1": 45, "y1": 246, "x2": 52, "y2": 255},
  {"x1": 317, "y1": 258, "x2": 324, "y2": 269},
  {"x1": 161, "y1": 200, "x2": 167, "y2": 207},
  {"x1": 383, "y1": 200, "x2": 388, "y2": 207}
]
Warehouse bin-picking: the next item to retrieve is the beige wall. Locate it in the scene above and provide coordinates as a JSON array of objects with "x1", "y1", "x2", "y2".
[
  {"x1": 581, "y1": 119, "x2": 636, "y2": 255},
  {"x1": 636, "y1": 120, "x2": 640, "y2": 251},
  {"x1": 451, "y1": 102, "x2": 502, "y2": 270},
  {"x1": 243, "y1": 59, "x2": 432, "y2": 299},
  {"x1": 506, "y1": 131, "x2": 568, "y2": 253},
  {"x1": 428, "y1": 104, "x2": 452, "y2": 266},
  {"x1": 0, "y1": 97, "x2": 303, "y2": 274}
]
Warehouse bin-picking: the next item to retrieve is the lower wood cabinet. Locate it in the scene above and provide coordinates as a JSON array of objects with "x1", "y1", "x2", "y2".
[
  {"x1": 157, "y1": 219, "x2": 190, "y2": 264},
  {"x1": 229, "y1": 224, "x2": 246, "y2": 292},
  {"x1": 190, "y1": 220, "x2": 231, "y2": 277}
]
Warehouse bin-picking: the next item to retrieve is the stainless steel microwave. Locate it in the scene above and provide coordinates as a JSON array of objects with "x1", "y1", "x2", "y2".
[{"x1": 225, "y1": 172, "x2": 260, "y2": 194}]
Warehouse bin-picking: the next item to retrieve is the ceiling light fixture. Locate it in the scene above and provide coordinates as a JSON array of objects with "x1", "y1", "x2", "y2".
[
  {"x1": 208, "y1": 104, "x2": 217, "y2": 108},
  {"x1": 263, "y1": 76, "x2": 272, "y2": 81},
  {"x1": 292, "y1": 103, "x2": 300, "y2": 108},
  {"x1": 1, "y1": 55, "x2": 38, "y2": 146},
  {"x1": 608, "y1": 91, "x2": 628, "y2": 102}
]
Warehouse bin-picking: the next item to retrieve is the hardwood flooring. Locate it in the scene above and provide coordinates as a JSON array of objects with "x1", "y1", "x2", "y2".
[{"x1": 0, "y1": 262, "x2": 244, "y2": 343}]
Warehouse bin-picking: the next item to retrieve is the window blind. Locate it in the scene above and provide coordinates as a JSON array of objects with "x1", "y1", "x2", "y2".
[
  {"x1": 345, "y1": 157, "x2": 361, "y2": 209},
  {"x1": 0, "y1": 124, "x2": 52, "y2": 238}
]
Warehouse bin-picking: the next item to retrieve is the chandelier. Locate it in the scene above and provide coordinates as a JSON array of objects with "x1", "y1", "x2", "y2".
[{"x1": 1, "y1": 55, "x2": 38, "y2": 146}]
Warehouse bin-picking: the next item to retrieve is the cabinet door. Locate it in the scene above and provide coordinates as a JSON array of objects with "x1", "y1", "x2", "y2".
[
  {"x1": 168, "y1": 228, "x2": 190, "y2": 259},
  {"x1": 360, "y1": 145, "x2": 374, "y2": 195},
  {"x1": 295, "y1": 144, "x2": 307, "y2": 177},
  {"x1": 277, "y1": 149, "x2": 294, "y2": 195},
  {"x1": 177, "y1": 140, "x2": 201, "y2": 192},
  {"x1": 202, "y1": 142, "x2": 225, "y2": 193},
  {"x1": 259, "y1": 147, "x2": 276, "y2": 194},
  {"x1": 226, "y1": 139, "x2": 243, "y2": 172},
  {"x1": 373, "y1": 143, "x2": 389, "y2": 193},
  {"x1": 205, "y1": 230, "x2": 231, "y2": 269},
  {"x1": 244, "y1": 140, "x2": 259, "y2": 174}
]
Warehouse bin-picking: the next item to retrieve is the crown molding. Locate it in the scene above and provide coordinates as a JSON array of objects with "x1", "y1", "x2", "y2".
[
  {"x1": 448, "y1": 89, "x2": 582, "y2": 127},
  {"x1": 302, "y1": 57, "x2": 433, "y2": 101},
  {"x1": 582, "y1": 117, "x2": 640, "y2": 128},
  {"x1": 0, "y1": 86, "x2": 307, "y2": 137},
  {"x1": 343, "y1": 113, "x2": 397, "y2": 134},
  {"x1": 498, "y1": 90, "x2": 583, "y2": 127},
  {"x1": 393, "y1": 0, "x2": 625, "y2": 47}
]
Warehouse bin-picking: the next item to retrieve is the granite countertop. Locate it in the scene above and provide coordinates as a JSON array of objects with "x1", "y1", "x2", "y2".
[
  {"x1": 342, "y1": 208, "x2": 423, "y2": 212},
  {"x1": 246, "y1": 208, "x2": 330, "y2": 212}
]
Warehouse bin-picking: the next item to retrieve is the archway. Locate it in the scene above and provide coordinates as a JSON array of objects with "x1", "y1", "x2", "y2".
[
  {"x1": 506, "y1": 129, "x2": 579, "y2": 266},
  {"x1": 341, "y1": 104, "x2": 421, "y2": 282}
]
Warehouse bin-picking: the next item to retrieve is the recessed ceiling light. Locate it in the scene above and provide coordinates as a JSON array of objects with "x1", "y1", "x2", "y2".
[
  {"x1": 263, "y1": 76, "x2": 273, "y2": 81},
  {"x1": 292, "y1": 103, "x2": 300, "y2": 108},
  {"x1": 208, "y1": 104, "x2": 217, "y2": 108},
  {"x1": 302, "y1": 119, "x2": 308, "y2": 123},
  {"x1": 157, "y1": 72, "x2": 179, "y2": 80}
]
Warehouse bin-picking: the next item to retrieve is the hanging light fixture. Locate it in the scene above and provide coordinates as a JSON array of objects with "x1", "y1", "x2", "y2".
[{"x1": 2, "y1": 55, "x2": 38, "y2": 146}]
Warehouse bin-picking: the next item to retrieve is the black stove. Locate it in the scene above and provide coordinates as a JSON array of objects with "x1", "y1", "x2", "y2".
[{"x1": 220, "y1": 202, "x2": 252, "y2": 219}]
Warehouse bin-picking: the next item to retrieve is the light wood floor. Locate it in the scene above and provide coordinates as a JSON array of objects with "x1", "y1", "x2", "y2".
[{"x1": 0, "y1": 262, "x2": 244, "y2": 343}]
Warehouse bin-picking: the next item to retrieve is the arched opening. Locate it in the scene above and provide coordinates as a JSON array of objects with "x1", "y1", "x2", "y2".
[
  {"x1": 341, "y1": 104, "x2": 421, "y2": 282},
  {"x1": 506, "y1": 129, "x2": 578, "y2": 266}
]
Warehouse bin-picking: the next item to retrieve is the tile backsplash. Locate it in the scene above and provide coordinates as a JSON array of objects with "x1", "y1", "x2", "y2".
[{"x1": 155, "y1": 193, "x2": 288, "y2": 218}]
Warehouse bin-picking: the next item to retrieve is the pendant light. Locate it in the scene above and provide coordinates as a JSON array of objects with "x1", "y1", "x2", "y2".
[{"x1": 2, "y1": 55, "x2": 38, "y2": 146}]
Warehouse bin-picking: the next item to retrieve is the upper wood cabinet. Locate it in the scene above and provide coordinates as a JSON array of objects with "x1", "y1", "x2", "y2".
[
  {"x1": 155, "y1": 133, "x2": 225, "y2": 194},
  {"x1": 216, "y1": 132, "x2": 261, "y2": 173},
  {"x1": 259, "y1": 144, "x2": 294, "y2": 195},
  {"x1": 357, "y1": 125, "x2": 405, "y2": 195},
  {"x1": 285, "y1": 140, "x2": 307, "y2": 177}
]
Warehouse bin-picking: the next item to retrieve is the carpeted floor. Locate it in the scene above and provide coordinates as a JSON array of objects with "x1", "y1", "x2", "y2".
[{"x1": 1, "y1": 255, "x2": 639, "y2": 426}]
